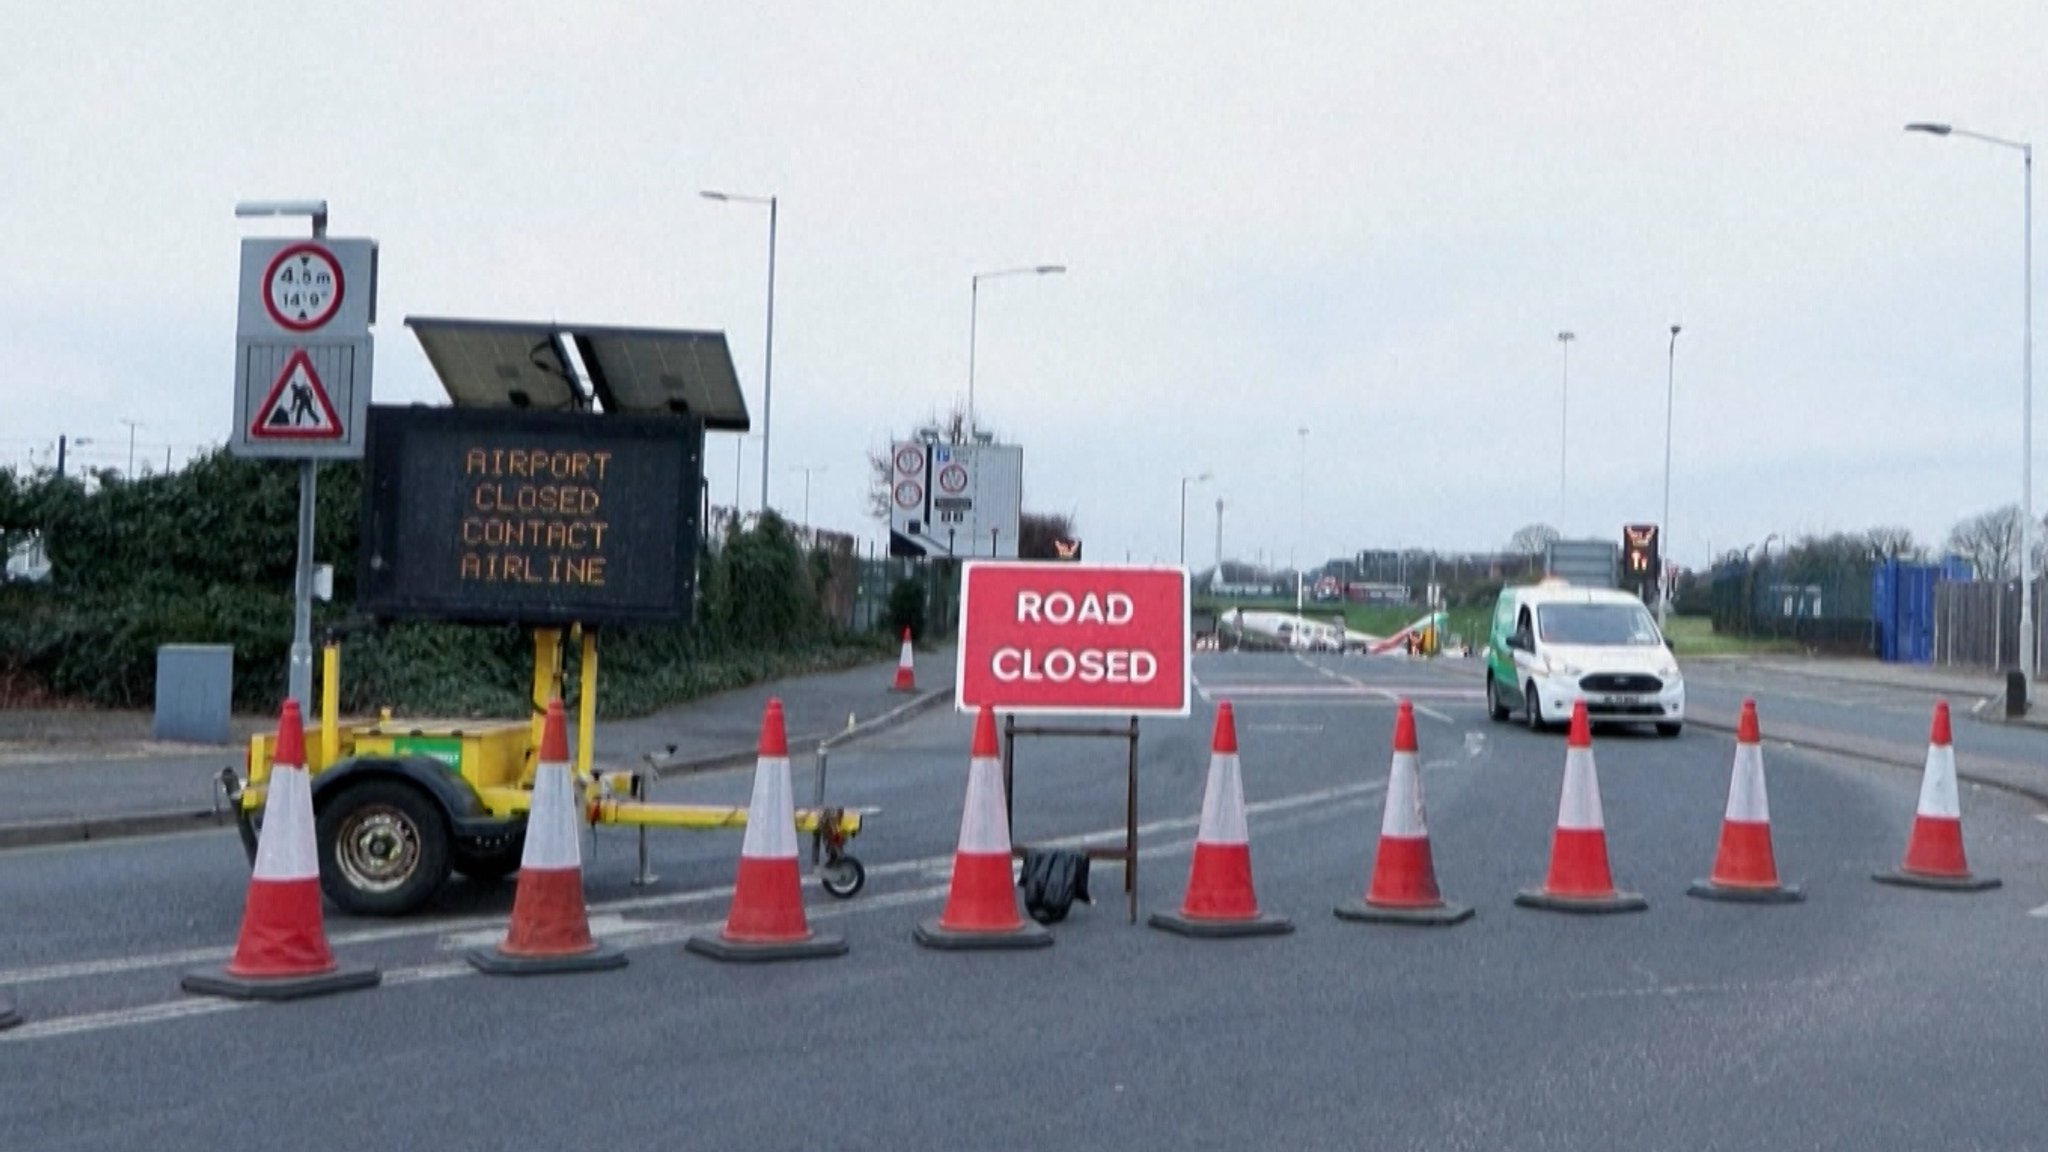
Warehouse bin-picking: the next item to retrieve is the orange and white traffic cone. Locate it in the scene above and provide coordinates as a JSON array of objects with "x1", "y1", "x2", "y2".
[
  {"x1": 1688, "y1": 700, "x2": 1804, "y2": 903},
  {"x1": 1150, "y1": 702, "x2": 1293, "y2": 938},
  {"x1": 915, "y1": 705, "x2": 1052, "y2": 950},
  {"x1": 1337, "y1": 699, "x2": 1473, "y2": 926},
  {"x1": 1874, "y1": 700, "x2": 2002, "y2": 892},
  {"x1": 470, "y1": 699, "x2": 627, "y2": 974},
  {"x1": 688, "y1": 699, "x2": 849, "y2": 961},
  {"x1": 1515, "y1": 701, "x2": 1647, "y2": 914},
  {"x1": 891, "y1": 628, "x2": 917, "y2": 693},
  {"x1": 183, "y1": 700, "x2": 381, "y2": 1000}
]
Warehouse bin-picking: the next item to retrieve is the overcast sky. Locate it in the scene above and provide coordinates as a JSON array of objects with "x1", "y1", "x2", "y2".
[{"x1": 3, "y1": 3, "x2": 2043, "y2": 571}]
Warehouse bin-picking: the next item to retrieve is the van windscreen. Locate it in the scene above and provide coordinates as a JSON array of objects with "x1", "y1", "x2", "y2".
[{"x1": 1536, "y1": 603, "x2": 1662, "y2": 646}]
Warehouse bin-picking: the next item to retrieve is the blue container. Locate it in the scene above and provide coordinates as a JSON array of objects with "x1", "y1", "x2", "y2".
[{"x1": 1871, "y1": 560, "x2": 1938, "y2": 664}]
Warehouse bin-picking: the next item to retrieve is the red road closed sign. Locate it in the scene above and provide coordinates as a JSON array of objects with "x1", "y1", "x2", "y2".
[{"x1": 956, "y1": 562, "x2": 1190, "y2": 716}]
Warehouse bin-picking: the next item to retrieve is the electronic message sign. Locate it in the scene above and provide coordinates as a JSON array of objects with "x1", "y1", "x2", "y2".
[{"x1": 358, "y1": 406, "x2": 703, "y2": 626}]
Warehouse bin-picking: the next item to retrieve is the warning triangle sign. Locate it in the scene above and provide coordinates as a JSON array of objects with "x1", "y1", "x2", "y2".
[{"x1": 249, "y1": 349, "x2": 343, "y2": 440}]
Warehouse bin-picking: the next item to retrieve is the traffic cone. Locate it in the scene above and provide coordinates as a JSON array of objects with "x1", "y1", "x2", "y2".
[
  {"x1": 470, "y1": 699, "x2": 627, "y2": 974},
  {"x1": 915, "y1": 705, "x2": 1052, "y2": 950},
  {"x1": 183, "y1": 700, "x2": 381, "y2": 1000},
  {"x1": 688, "y1": 699, "x2": 849, "y2": 961},
  {"x1": 1337, "y1": 699, "x2": 1473, "y2": 926},
  {"x1": 1150, "y1": 702, "x2": 1293, "y2": 938},
  {"x1": 1874, "y1": 701, "x2": 2002, "y2": 892},
  {"x1": 1514, "y1": 701, "x2": 1647, "y2": 914},
  {"x1": 1688, "y1": 700, "x2": 1804, "y2": 903},
  {"x1": 891, "y1": 628, "x2": 917, "y2": 692}
]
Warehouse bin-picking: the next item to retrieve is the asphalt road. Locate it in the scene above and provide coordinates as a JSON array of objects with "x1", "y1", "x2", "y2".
[{"x1": 5, "y1": 651, "x2": 2046, "y2": 1150}]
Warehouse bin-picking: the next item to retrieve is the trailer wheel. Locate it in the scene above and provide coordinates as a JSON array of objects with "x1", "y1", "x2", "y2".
[
  {"x1": 453, "y1": 835, "x2": 526, "y2": 883},
  {"x1": 316, "y1": 780, "x2": 451, "y2": 916},
  {"x1": 819, "y1": 856, "x2": 866, "y2": 899}
]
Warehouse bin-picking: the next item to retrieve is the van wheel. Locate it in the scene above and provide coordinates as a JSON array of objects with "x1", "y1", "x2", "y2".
[
  {"x1": 1524, "y1": 682, "x2": 1546, "y2": 732},
  {"x1": 1486, "y1": 675, "x2": 1509, "y2": 722}
]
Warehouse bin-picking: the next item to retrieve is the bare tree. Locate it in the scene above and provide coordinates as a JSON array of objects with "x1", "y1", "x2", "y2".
[
  {"x1": 1945, "y1": 505, "x2": 2023, "y2": 581},
  {"x1": 1506, "y1": 523, "x2": 1559, "y2": 555},
  {"x1": 1019, "y1": 511, "x2": 1078, "y2": 560},
  {"x1": 1865, "y1": 526, "x2": 1923, "y2": 562}
]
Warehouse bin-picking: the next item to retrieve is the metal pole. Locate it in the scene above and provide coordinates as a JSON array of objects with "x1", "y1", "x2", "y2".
[
  {"x1": 1557, "y1": 331, "x2": 1575, "y2": 529},
  {"x1": 2021, "y1": 145, "x2": 2033, "y2": 690},
  {"x1": 1660, "y1": 325, "x2": 1681, "y2": 626},
  {"x1": 286, "y1": 208, "x2": 327, "y2": 716},
  {"x1": 967, "y1": 275, "x2": 981, "y2": 438},
  {"x1": 1178, "y1": 477, "x2": 1188, "y2": 567},
  {"x1": 1295, "y1": 428, "x2": 1308, "y2": 614},
  {"x1": 760, "y1": 197, "x2": 777, "y2": 513}
]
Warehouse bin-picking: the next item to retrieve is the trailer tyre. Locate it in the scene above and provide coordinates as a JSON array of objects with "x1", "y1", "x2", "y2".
[
  {"x1": 819, "y1": 856, "x2": 866, "y2": 899},
  {"x1": 453, "y1": 835, "x2": 526, "y2": 883},
  {"x1": 316, "y1": 780, "x2": 451, "y2": 916}
]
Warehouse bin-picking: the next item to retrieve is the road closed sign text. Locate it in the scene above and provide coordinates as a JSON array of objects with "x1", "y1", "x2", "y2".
[{"x1": 957, "y1": 562, "x2": 1190, "y2": 715}]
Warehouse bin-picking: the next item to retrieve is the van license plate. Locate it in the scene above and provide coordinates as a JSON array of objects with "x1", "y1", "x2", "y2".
[{"x1": 1609, "y1": 695, "x2": 1646, "y2": 706}]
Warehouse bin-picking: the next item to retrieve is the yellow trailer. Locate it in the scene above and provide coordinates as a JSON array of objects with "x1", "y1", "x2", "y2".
[{"x1": 226, "y1": 629, "x2": 869, "y2": 916}]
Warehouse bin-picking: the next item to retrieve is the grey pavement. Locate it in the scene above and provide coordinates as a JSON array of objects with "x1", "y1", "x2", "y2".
[{"x1": 0, "y1": 645, "x2": 956, "y2": 850}]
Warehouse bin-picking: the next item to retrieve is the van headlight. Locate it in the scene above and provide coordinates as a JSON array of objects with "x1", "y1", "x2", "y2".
[
  {"x1": 1543, "y1": 654, "x2": 1581, "y2": 678},
  {"x1": 1657, "y1": 659, "x2": 1681, "y2": 680}
]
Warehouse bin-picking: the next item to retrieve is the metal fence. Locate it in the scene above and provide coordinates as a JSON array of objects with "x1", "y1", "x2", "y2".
[
  {"x1": 1709, "y1": 556, "x2": 1875, "y2": 653},
  {"x1": 1932, "y1": 579, "x2": 2048, "y2": 674}
]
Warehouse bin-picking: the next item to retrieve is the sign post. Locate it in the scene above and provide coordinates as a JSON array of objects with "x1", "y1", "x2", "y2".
[
  {"x1": 230, "y1": 202, "x2": 378, "y2": 715},
  {"x1": 957, "y1": 562, "x2": 1192, "y2": 922}
]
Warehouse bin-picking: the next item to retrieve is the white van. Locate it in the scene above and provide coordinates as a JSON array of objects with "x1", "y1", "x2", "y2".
[{"x1": 1484, "y1": 582, "x2": 1684, "y2": 736}]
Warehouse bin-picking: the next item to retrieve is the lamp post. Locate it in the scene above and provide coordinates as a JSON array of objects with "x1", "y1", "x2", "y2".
[
  {"x1": 1295, "y1": 427, "x2": 1309, "y2": 613},
  {"x1": 1178, "y1": 471, "x2": 1212, "y2": 567},
  {"x1": 790, "y1": 464, "x2": 827, "y2": 527},
  {"x1": 1660, "y1": 324, "x2": 1682, "y2": 626},
  {"x1": 1907, "y1": 121, "x2": 2034, "y2": 693},
  {"x1": 701, "y1": 190, "x2": 777, "y2": 512},
  {"x1": 1556, "y1": 330, "x2": 1575, "y2": 530},
  {"x1": 968, "y1": 264, "x2": 1065, "y2": 438}
]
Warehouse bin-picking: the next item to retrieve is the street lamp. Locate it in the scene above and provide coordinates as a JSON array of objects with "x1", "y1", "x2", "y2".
[
  {"x1": 1907, "y1": 121, "x2": 2035, "y2": 695},
  {"x1": 1178, "y1": 471, "x2": 1212, "y2": 567},
  {"x1": 1295, "y1": 427, "x2": 1309, "y2": 613},
  {"x1": 1556, "y1": 330, "x2": 1576, "y2": 530},
  {"x1": 1660, "y1": 324, "x2": 1682, "y2": 626},
  {"x1": 968, "y1": 264, "x2": 1065, "y2": 438},
  {"x1": 789, "y1": 464, "x2": 827, "y2": 527},
  {"x1": 702, "y1": 189, "x2": 778, "y2": 513}
]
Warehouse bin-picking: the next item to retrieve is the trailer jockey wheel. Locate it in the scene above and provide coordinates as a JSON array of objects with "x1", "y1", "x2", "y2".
[{"x1": 819, "y1": 856, "x2": 866, "y2": 899}]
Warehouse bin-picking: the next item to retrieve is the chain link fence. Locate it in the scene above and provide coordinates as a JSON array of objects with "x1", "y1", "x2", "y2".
[{"x1": 1709, "y1": 556, "x2": 1875, "y2": 653}]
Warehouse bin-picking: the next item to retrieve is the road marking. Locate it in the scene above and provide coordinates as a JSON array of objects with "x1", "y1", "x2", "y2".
[
  {"x1": 2029, "y1": 903, "x2": 2048, "y2": 918},
  {"x1": 0, "y1": 776, "x2": 1392, "y2": 993}
]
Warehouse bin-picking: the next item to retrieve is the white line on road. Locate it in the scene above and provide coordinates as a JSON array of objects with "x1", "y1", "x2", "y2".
[{"x1": 0, "y1": 775, "x2": 1391, "y2": 1025}]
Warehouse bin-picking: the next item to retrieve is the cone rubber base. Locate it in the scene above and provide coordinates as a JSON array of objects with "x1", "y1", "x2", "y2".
[
  {"x1": 1873, "y1": 870, "x2": 2002, "y2": 892},
  {"x1": 913, "y1": 918, "x2": 1053, "y2": 951},
  {"x1": 181, "y1": 964, "x2": 381, "y2": 1002},
  {"x1": 1514, "y1": 888, "x2": 1648, "y2": 914},
  {"x1": 1687, "y1": 880, "x2": 1805, "y2": 904},
  {"x1": 684, "y1": 931, "x2": 848, "y2": 963},
  {"x1": 0, "y1": 996, "x2": 19, "y2": 1031},
  {"x1": 467, "y1": 943, "x2": 628, "y2": 975},
  {"x1": 1148, "y1": 909, "x2": 1294, "y2": 938},
  {"x1": 1334, "y1": 898, "x2": 1475, "y2": 926}
]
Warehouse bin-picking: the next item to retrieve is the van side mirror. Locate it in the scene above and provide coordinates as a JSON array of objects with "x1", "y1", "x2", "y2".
[{"x1": 1506, "y1": 633, "x2": 1529, "y2": 653}]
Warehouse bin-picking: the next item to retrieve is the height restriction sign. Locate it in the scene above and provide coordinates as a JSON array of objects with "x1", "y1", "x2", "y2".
[{"x1": 230, "y1": 236, "x2": 378, "y2": 461}]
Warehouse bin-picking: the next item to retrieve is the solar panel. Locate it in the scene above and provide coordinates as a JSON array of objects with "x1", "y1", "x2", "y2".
[
  {"x1": 405, "y1": 317, "x2": 586, "y2": 410},
  {"x1": 570, "y1": 324, "x2": 751, "y2": 430}
]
